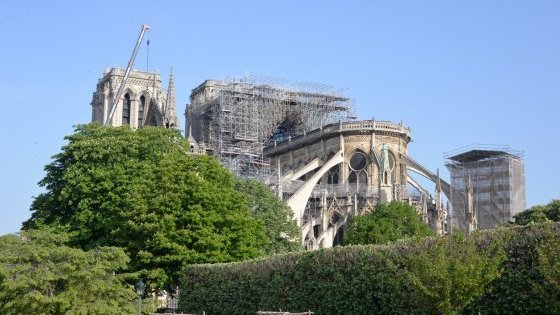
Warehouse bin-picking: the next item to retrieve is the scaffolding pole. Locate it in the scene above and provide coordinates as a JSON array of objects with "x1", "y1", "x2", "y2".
[{"x1": 187, "y1": 75, "x2": 354, "y2": 180}]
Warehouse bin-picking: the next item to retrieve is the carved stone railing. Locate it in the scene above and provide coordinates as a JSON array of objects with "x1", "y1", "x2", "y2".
[{"x1": 265, "y1": 119, "x2": 410, "y2": 156}]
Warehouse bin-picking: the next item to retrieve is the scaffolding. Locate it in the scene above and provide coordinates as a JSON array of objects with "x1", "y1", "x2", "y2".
[
  {"x1": 445, "y1": 145, "x2": 526, "y2": 230},
  {"x1": 186, "y1": 75, "x2": 354, "y2": 179}
]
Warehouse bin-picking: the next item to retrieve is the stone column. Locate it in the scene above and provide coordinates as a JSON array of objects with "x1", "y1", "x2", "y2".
[
  {"x1": 130, "y1": 97, "x2": 138, "y2": 129},
  {"x1": 102, "y1": 89, "x2": 109, "y2": 124}
]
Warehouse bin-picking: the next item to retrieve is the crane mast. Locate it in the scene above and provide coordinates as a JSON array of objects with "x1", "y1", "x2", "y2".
[{"x1": 105, "y1": 24, "x2": 151, "y2": 125}]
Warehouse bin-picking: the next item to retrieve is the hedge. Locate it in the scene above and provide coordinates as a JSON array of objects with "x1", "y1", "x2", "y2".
[{"x1": 180, "y1": 223, "x2": 560, "y2": 315}]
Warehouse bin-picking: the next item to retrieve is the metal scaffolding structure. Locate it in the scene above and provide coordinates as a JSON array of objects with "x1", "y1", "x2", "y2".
[
  {"x1": 445, "y1": 146, "x2": 526, "y2": 230},
  {"x1": 186, "y1": 75, "x2": 354, "y2": 180}
]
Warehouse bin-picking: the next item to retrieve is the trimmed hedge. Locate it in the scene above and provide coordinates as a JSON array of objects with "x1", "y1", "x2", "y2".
[{"x1": 180, "y1": 223, "x2": 560, "y2": 315}]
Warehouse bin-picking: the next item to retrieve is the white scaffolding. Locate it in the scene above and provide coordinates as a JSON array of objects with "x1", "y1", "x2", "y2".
[
  {"x1": 186, "y1": 75, "x2": 354, "y2": 180},
  {"x1": 445, "y1": 146, "x2": 526, "y2": 230}
]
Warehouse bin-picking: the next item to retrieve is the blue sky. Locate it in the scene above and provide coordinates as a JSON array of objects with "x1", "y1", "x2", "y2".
[{"x1": 1, "y1": 1, "x2": 559, "y2": 235}]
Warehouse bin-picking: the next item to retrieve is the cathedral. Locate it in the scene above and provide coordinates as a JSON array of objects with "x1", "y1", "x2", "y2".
[
  {"x1": 184, "y1": 77, "x2": 451, "y2": 248},
  {"x1": 90, "y1": 68, "x2": 524, "y2": 249},
  {"x1": 91, "y1": 67, "x2": 178, "y2": 129}
]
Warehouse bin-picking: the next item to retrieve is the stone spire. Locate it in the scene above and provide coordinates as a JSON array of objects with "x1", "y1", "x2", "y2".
[
  {"x1": 380, "y1": 143, "x2": 392, "y2": 185},
  {"x1": 164, "y1": 67, "x2": 179, "y2": 128},
  {"x1": 379, "y1": 143, "x2": 393, "y2": 203}
]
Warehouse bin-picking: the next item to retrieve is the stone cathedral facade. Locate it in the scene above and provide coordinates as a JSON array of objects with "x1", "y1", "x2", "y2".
[{"x1": 91, "y1": 67, "x2": 179, "y2": 129}]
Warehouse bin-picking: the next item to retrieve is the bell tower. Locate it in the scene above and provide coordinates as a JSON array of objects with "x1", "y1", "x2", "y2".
[{"x1": 91, "y1": 67, "x2": 178, "y2": 129}]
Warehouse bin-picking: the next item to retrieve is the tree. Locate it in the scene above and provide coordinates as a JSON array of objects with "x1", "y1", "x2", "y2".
[
  {"x1": 234, "y1": 178, "x2": 301, "y2": 254},
  {"x1": 0, "y1": 229, "x2": 136, "y2": 314},
  {"x1": 344, "y1": 201, "x2": 434, "y2": 245},
  {"x1": 537, "y1": 232, "x2": 560, "y2": 310},
  {"x1": 401, "y1": 233, "x2": 506, "y2": 315},
  {"x1": 23, "y1": 124, "x2": 267, "y2": 289},
  {"x1": 514, "y1": 200, "x2": 560, "y2": 225}
]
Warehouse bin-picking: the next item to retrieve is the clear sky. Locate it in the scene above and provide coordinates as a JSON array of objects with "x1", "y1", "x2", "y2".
[{"x1": 1, "y1": 1, "x2": 559, "y2": 235}]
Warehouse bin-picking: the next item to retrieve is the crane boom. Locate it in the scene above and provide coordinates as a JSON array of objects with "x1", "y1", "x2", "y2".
[{"x1": 105, "y1": 24, "x2": 151, "y2": 125}]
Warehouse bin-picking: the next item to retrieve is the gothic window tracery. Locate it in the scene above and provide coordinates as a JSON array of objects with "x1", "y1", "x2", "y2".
[
  {"x1": 327, "y1": 165, "x2": 339, "y2": 184},
  {"x1": 348, "y1": 150, "x2": 368, "y2": 186}
]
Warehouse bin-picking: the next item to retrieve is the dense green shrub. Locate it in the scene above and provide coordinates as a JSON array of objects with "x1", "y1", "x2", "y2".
[
  {"x1": 181, "y1": 246, "x2": 429, "y2": 314},
  {"x1": 464, "y1": 223, "x2": 560, "y2": 314},
  {"x1": 398, "y1": 232, "x2": 506, "y2": 314},
  {"x1": 180, "y1": 223, "x2": 560, "y2": 315}
]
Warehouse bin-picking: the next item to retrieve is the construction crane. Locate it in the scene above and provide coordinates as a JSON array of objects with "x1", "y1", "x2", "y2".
[{"x1": 105, "y1": 24, "x2": 151, "y2": 125}]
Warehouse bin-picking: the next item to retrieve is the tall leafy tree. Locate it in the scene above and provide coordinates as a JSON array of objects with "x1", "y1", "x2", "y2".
[
  {"x1": 234, "y1": 178, "x2": 301, "y2": 254},
  {"x1": 514, "y1": 199, "x2": 560, "y2": 225},
  {"x1": 344, "y1": 201, "x2": 434, "y2": 245},
  {"x1": 23, "y1": 124, "x2": 267, "y2": 289},
  {"x1": 537, "y1": 232, "x2": 560, "y2": 310},
  {"x1": 0, "y1": 229, "x2": 136, "y2": 314}
]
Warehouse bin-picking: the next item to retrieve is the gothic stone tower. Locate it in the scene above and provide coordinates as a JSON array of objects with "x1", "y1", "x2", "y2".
[{"x1": 91, "y1": 67, "x2": 178, "y2": 129}]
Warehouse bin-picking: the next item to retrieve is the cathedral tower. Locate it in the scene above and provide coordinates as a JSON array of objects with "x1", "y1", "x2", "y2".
[{"x1": 91, "y1": 67, "x2": 178, "y2": 129}]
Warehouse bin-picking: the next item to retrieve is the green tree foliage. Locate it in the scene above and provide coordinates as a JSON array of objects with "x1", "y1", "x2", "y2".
[
  {"x1": 514, "y1": 199, "x2": 560, "y2": 225},
  {"x1": 344, "y1": 201, "x2": 434, "y2": 245},
  {"x1": 536, "y1": 234, "x2": 560, "y2": 311},
  {"x1": 234, "y1": 178, "x2": 301, "y2": 254},
  {"x1": 401, "y1": 233, "x2": 506, "y2": 314},
  {"x1": 23, "y1": 124, "x2": 267, "y2": 289},
  {"x1": 0, "y1": 229, "x2": 136, "y2": 314},
  {"x1": 464, "y1": 224, "x2": 560, "y2": 314}
]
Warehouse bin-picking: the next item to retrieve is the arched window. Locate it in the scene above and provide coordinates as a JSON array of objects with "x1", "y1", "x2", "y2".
[
  {"x1": 122, "y1": 93, "x2": 131, "y2": 125},
  {"x1": 350, "y1": 152, "x2": 367, "y2": 170},
  {"x1": 327, "y1": 165, "x2": 339, "y2": 184},
  {"x1": 138, "y1": 95, "x2": 146, "y2": 126},
  {"x1": 348, "y1": 151, "x2": 368, "y2": 186},
  {"x1": 359, "y1": 171, "x2": 368, "y2": 184},
  {"x1": 348, "y1": 172, "x2": 357, "y2": 183}
]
